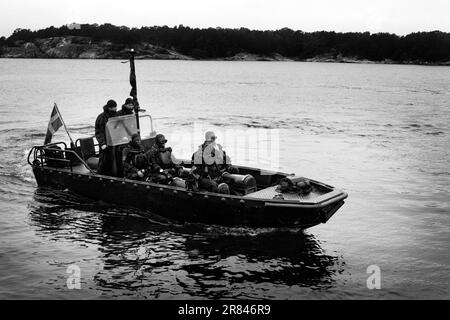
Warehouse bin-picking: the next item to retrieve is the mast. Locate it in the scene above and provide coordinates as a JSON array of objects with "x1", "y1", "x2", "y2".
[
  {"x1": 129, "y1": 48, "x2": 141, "y2": 136},
  {"x1": 54, "y1": 103, "x2": 75, "y2": 148}
]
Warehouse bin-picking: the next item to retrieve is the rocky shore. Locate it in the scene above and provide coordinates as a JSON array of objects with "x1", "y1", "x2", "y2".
[
  {"x1": 303, "y1": 53, "x2": 450, "y2": 66},
  {"x1": 0, "y1": 36, "x2": 192, "y2": 60},
  {"x1": 1, "y1": 36, "x2": 449, "y2": 66},
  {"x1": 224, "y1": 53, "x2": 294, "y2": 61}
]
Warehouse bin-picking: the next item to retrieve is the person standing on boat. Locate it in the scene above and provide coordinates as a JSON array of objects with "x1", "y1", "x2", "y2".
[
  {"x1": 95, "y1": 99, "x2": 117, "y2": 175},
  {"x1": 146, "y1": 134, "x2": 183, "y2": 184},
  {"x1": 191, "y1": 131, "x2": 237, "y2": 193},
  {"x1": 115, "y1": 97, "x2": 135, "y2": 117},
  {"x1": 122, "y1": 133, "x2": 147, "y2": 180}
]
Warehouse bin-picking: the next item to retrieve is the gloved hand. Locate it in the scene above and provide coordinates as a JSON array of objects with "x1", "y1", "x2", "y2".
[
  {"x1": 101, "y1": 145, "x2": 107, "y2": 150},
  {"x1": 137, "y1": 170, "x2": 144, "y2": 178}
]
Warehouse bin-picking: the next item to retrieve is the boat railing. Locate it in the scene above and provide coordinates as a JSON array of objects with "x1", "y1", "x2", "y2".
[{"x1": 27, "y1": 142, "x2": 96, "y2": 175}]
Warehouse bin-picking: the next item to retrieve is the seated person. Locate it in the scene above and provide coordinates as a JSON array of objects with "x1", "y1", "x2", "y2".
[
  {"x1": 145, "y1": 134, "x2": 183, "y2": 184},
  {"x1": 191, "y1": 131, "x2": 238, "y2": 193},
  {"x1": 122, "y1": 134, "x2": 147, "y2": 180}
]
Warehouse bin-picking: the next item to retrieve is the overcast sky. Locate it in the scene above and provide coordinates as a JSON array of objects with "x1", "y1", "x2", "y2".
[{"x1": 1, "y1": 0, "x2": 449, "y2": 37}]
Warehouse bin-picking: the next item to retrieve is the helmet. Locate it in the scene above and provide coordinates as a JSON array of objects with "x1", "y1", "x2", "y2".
[
  {"x1": 124, "y1": 97, "x2": 133, "y2": 106},
  {"x1": 105, "y1": 99, "x2": 117, "y2": 109},
  {"x1": 155, "y1": 134, "x2": 168, "y2": 145},
  {"x1": 217, "y1": 183, "x2": 230, "y2": 194},
  {"x1": 122, "y1": 98, "x2": 134, "y2": 111},
  {"x1": 131, "y1": 133, "x2": 140, "y2": 143},
  {"x1": 205, "y1": 131, "x2": 217, "y2": 142}
]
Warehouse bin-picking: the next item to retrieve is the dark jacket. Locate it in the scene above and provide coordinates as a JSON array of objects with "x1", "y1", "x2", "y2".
[
  {"x1": 145, "y1": 144, "x2": 177, "y2": 173},
  {"x1": 95, "y1": 106, "x2": 116, "y2": 147},
  {"x1": 122, "y1": 142, "x2": 145, "y2": 176},
  {"x1": 116, "y1": 108, "x2": 134, "y2": 117}
]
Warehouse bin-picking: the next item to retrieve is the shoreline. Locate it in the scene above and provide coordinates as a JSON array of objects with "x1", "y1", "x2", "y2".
[
  {"x1": 1, "y1": 36, "x2": 449, "y2": 66},
  {"x1": 1, "y1": 56, "x2": 449, "y2": 66}
]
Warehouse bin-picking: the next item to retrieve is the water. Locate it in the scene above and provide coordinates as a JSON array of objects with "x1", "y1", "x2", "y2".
[{"x1": 0, "y1": 59, "x2": 449, "y2": 299}]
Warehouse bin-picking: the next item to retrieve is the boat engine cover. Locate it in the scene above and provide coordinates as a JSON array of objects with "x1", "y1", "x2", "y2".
[{"x1": 222, "y1": 173, "x2": 257, "y2": 195}]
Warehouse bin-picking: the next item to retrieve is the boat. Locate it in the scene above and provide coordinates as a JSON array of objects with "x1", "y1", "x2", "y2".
[{"x1": 27, "y1": 51, "x2": 348, "y2": 230}]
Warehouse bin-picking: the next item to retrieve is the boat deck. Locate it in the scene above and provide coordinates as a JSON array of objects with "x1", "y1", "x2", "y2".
[{"x1": 245, "y1": 185, "x2": 326, "y2": 201}]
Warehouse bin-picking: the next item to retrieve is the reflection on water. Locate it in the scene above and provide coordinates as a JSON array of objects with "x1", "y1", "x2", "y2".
[{"x1": 28, "y1": 187, "x2": 344, "y2": 299}]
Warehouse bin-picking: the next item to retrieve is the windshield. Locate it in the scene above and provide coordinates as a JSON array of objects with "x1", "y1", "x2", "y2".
[{"x1": 105, "y1": 114, "x2": 155, "y2": 146}]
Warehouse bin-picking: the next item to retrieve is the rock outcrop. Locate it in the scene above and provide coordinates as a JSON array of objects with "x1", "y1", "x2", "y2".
[
  {"x1": 0, "y1": 36, "x2": 193, "y2": 60},
  {"x1": 225, "y1": 52, "x2": 293, "y2": 61}
]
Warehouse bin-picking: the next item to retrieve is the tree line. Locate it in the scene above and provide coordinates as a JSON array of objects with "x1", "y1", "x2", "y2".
[{"x1": 1, "y1": 24, "x2": 449, "y2": 62}]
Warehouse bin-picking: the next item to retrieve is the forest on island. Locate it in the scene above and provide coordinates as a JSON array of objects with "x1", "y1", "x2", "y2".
[{"x1": 1, "y1": 24, "x2": 449, "y2": 62}]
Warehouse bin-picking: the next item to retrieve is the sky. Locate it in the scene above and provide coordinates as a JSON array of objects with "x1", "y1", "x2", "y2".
[{"x1": 1, "y1": 0, "x2": 449, "y2": 37}]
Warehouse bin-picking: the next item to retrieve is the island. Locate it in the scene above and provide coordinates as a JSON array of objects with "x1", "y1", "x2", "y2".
[{"x1": 1, "y1": 24, "x2": 449, "y2": 65}]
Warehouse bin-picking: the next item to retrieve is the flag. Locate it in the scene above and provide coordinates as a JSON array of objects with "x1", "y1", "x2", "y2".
[
  {"x1": 129, "y1": 59, "x2": 137, "y2": 99},
  {"x1": 129, "y1": 50, "x2": 138, "y2": 104},
  {"x1": 44, "y1": 104, "x2": 63, "y2": 145}
]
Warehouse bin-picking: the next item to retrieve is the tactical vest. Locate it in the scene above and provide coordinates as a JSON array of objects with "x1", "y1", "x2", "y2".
[
  {"x1": 126, "y1": 148, "x2": 146, "y2": 169},
  {"x1": 193, "y1": 143, "x2": 228, "y2": 178}
]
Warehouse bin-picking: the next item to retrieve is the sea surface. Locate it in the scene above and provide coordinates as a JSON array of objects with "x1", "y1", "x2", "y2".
[{"x1": 0, "y1": 59, "x2": 449, "y2": 299}]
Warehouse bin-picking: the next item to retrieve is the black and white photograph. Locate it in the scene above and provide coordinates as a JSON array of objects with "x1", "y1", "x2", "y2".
[{"x1": 0, "y1": 0, "x2": 449, "y2": 305}]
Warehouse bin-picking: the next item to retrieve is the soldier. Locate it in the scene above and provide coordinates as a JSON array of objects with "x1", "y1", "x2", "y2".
[
  {"x1": 116, "y1": 97, "x2": 135, "y2": 117},
  {"x1": 191, "y1": 131, "x2": 237, "y2": 193},
  {"x1": 95, "y1": 99, "x2": 117, "y2": 175},
  {"x1": 122, "y1": 133, "x2": 147, "y2": 180},
  {"x1": 145, "y1": 134, "x2": 182, "y2": 184}
]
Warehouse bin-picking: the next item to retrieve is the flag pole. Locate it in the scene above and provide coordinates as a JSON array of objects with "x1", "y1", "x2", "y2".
[
  {"x1": 54, "y1": 103, "x2": 75, "y2": 148},
  {"x1": 128, "y1": 48, "x2": 141, "y2": 137}
]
